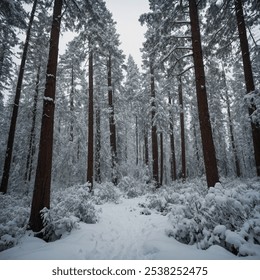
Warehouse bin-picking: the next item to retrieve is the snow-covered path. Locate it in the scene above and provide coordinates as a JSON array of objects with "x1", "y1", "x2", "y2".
[{"x1": 0, "y1": 196, "x2": 255, "y2": 260}]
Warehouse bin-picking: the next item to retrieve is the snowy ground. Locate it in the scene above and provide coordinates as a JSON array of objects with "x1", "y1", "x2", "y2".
[{"x1": 1, "y1": 195, "x2": 259, "y2": 260}]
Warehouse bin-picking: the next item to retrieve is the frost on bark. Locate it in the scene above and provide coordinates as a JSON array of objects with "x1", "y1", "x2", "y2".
[
  {"x1": 87, "y1": 51, "x2": 94, "y2": 191},
  {"x1": 178, "y1": 76, "x2": 186, "y2": 180},
  {"x1": 160, "y1": 132, "x2": 164, "y2": 186},
  {"x1": 95, "y1": 105, "x2": 101, "y2": 184},
  {"x1": 168, "y1": 93, "x2": 177, "y2": 181},
  {"x1": 29, "y1": 0, "x2": 63, "y2": 233},
  {"x1": 107, "y1": 54, "x2": 118, "y2": 185},
  {"x1": 144, "y1": 127, "x2": 149, "y2": 167},
  {"x1": 150, "y1": 61, "x2": 159, "y2": 187},
  {"x1": 24, "y1": 65, "x2": 41, "y2": 184},
  {"x1": 189, "y1": 0, "x2": 219, "y2": 187}
]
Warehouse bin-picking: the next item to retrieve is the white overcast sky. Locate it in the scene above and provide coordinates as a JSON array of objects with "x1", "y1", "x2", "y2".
[
  {"x1": 60, "y1": 1, "x2": 149, "y2": 68},
  {"x1": 105, "y1": 0, "x2": 149, "y2": 67}
]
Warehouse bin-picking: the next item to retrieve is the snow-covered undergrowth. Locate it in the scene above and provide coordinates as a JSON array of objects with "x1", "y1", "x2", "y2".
[
  {"x1": 118, "y1": 176, "x2": 154, "y2": 198},
  {"x1": 245, "y1": 89, "x2": 260, "y2": 126},
  {"x1": 40, "y1": 185, "x2": 99, "y2": 241},
  {"x1": 0, "y1": 184, "x2": 101, "y2": 251},
  {"x1": 143, "y1": 179, "x2": 260, "y2": 257},
  {"x1": 1, "y1": 178, "x2": 260, "y2": 259},
  {"x1": 0, "y1": 193, "x2": 30, "y2": 252},
  {"x1": 0, "y1": 177, "x2": 150, "y2": 251},
  {"x1": 92, "y1": 182, "x2": 121, "y2": 204}
]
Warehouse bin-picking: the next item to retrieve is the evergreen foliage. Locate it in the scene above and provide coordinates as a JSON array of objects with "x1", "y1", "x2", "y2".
[{"x1": 0, "y1": 0, "x2": 259, "y2": 257}]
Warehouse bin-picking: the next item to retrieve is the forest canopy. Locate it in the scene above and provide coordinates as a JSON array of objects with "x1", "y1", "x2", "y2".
[{"x1": 0, "y1": 0, "x2": 260, "y2": 258}]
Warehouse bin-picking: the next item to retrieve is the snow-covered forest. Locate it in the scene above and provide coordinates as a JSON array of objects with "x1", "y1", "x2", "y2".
[{"x1": 0, "y1": 0, "x2": 260, "y2": 260}]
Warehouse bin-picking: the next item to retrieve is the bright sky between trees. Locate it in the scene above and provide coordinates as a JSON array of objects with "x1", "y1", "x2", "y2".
[{"x1": 105, "y1": 0, "x2": 149, "y2": 68}]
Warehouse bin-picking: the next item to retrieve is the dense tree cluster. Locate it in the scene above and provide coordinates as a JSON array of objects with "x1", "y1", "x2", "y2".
[{"x1": 0, "y1": 0, "x2": 259, "y2": 234}]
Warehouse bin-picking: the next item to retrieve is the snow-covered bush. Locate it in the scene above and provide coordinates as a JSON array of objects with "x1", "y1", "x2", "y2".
[
  {"x1": 0, "y1": 184, "x2": 100, "y2": 247},
  {"x1": 244, "y1": 89, "x2": 260, "y2": 127},
  {"x1": 53, "y1": 185, "x2": 99, "y2": 223},
  {"x1": 0, "y1": 193, "x2": 30, "y2": 251},
  {"x1": 39, "y1": 185, "x2": 99, "y2": 241},
  {"x1": 40, "y1": 207, "x2": 80, "y2": 241},
  {"x1": 144, "y1": 181, "x2": 207, "y2": 214},
  {"x1": 144, "y1": 192, "x2": 169, "y2": 213},
  {"x1": 93, "y1": 182, "x2": 121, "y2": 204},
  {"x1": 146, "y1": 180, "x2": 260, "y2": 256},
  {"x1": 118, "y1": 176, "x2": 153, "y2": 198}
]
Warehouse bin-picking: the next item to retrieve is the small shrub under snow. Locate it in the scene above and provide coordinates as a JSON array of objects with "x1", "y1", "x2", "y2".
[
  {"x1": 0, "y1": 193, "x2": 30, "y2": 251},
  {"x1": 40, "y1": 185, "x2": 100, "y2": 241},
  {"x1": 146, "y1": 180, "x2": 260, "y2": 256},
  {"x1": 244, "y1": 89, "x2": 260, "y2": 127},
  {"x1": 0, "y1": 184, "x2": 100, "y2": 247},
  {"x1": 93, "y1": 182, "x2": 121, "y2": 204},
  {"x1": 118, "y1": 176, "x2": 152, "y2": 198}
]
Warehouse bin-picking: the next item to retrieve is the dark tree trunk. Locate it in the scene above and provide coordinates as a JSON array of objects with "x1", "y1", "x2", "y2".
[
  {"x1": 226, "y1": 93, "x2": 241, "y2": 177},
  {"x1": 150, "y1": 62, "x2": 159, "y2": 187},
  {"x1": 168, "y1": 94, "x2": 177, "y2": 181},
  {"x1": 28, "y1": 0, "x2": 63, "y2": 232},
  {"x1": 95, "y1": 105, "x2": 101, "y2": 184},
  {"x1": 189, "y1": 0, "x2": 219, "y2": 187},
  {"x1": 178, "y1": 76, "x2": 186, "y2": 180},
  {"x1": 24, "y1": 64, "x2": 40, "y2": 183},
  {"x1": 193, "y1": 122, "x2": 201, "y2": 173},
  {"x1": 69, "y1": 65, "x2": 74, "y2": 142},
  {"x1": 234, "y1": 0, "x2": 260, "y2": 176},
  {"x1": 136, "y1": 116, "x2": 139, "y2": 165},
  {"x1": 87, "y1": 51, "x2": 94, "y2": 191},
  {"x1": 223, "y1": 69, "x2": 241, "y2": 177},
  {"x1": 160, "y1": 132, "x2": 163, "y2": 186},
  {"x1": 0, "y1": 0, "x2": 38, "y2": 194},
  {"x1": 124, "y1": 128, "x2": 128, "y2": 162},
  {"x1": 107, "y1": 54, "x2": 117, "y2": 185},
  {"x1": 144, "y1": 127, "x2": 149, "y2": 167}
]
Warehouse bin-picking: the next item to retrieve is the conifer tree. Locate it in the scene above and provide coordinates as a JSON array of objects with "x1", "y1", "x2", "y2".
[
  {"x1": 234, "y1": 0, "x2": 260, "y2": 176},
  {"x1": 188, "y1": 0, "x2": 219, "y2": 187},
  {"x1": 29, "y1": 0, "x2": 63, "y2": 232},
  {"x1": 107, "y1": 53, "x2": 118, "y2": 185},
  {"x1": 150, "y1": 60, "x2": 159, "y2": 187},
  {"x1": 86, "y1": 50, "x2": 94, "y2": 191},
  {"x1": 0, "y1": 0, "x2": 38, "y2": 193},
  {"x1": 178, "y1": 75, "x2": 186, "y2": 180}
]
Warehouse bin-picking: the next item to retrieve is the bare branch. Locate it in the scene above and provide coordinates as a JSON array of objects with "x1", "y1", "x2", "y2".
[
  {"x1": 177, "y1": 65, "x2": 194, "y2": 76},
  {"x1": 174, "y1": 21, "x2": 191, "y2": 25}
]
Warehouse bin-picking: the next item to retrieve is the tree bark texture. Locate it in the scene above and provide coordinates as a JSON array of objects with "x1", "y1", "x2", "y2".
[
  {"x1": 160, "y1": 132, "x2": 164, "y2": 186},
  {"x1": 136, "y1": 116, "x2": 139, "y2": 165},
  {"x1": 107, "y1": 54, "x2": 117, "y2": 185},
  {"x1": 150, "y1": 62, "x2": 159, "y2": 187},
  {"x1": 234, "y1": 0, "x2": 260, "y2": 176},
  {"x1": 0, "y1": 0, "x2": 38, "y2": 193},
  {"x1": 144, "y1": 127, "x2": 149, "y2": 167},
  {"x1": 189, "y1": 0, "x2": 219, "y2": 187},
  {"x1": 69, "y1": 65, "x2": 74, "y2": 142},
  {"x1": 87, "y1": 51, "x2": 94, "y2": 190},
  {"x1": 178, "y1": 76, "x2": 186, "y2": 180},
  {"x1": 29, "y1": 0, "x2": 63, "y2": 232},
  {"x1": 168, "y1": 94, "x2": 177, "y2": 181},
  {"x1": 227, "y1": 92, "x2": 241, "y2": 177},
  {"x1": 95, "y1": 105, "x2": 101, "y2": 183},
  {"x1": 24, "y1": 64, "x2": 40, "y2": 183},
  {"x1": 223, "y1": 69, "x2": 241, "y2": 177}
]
